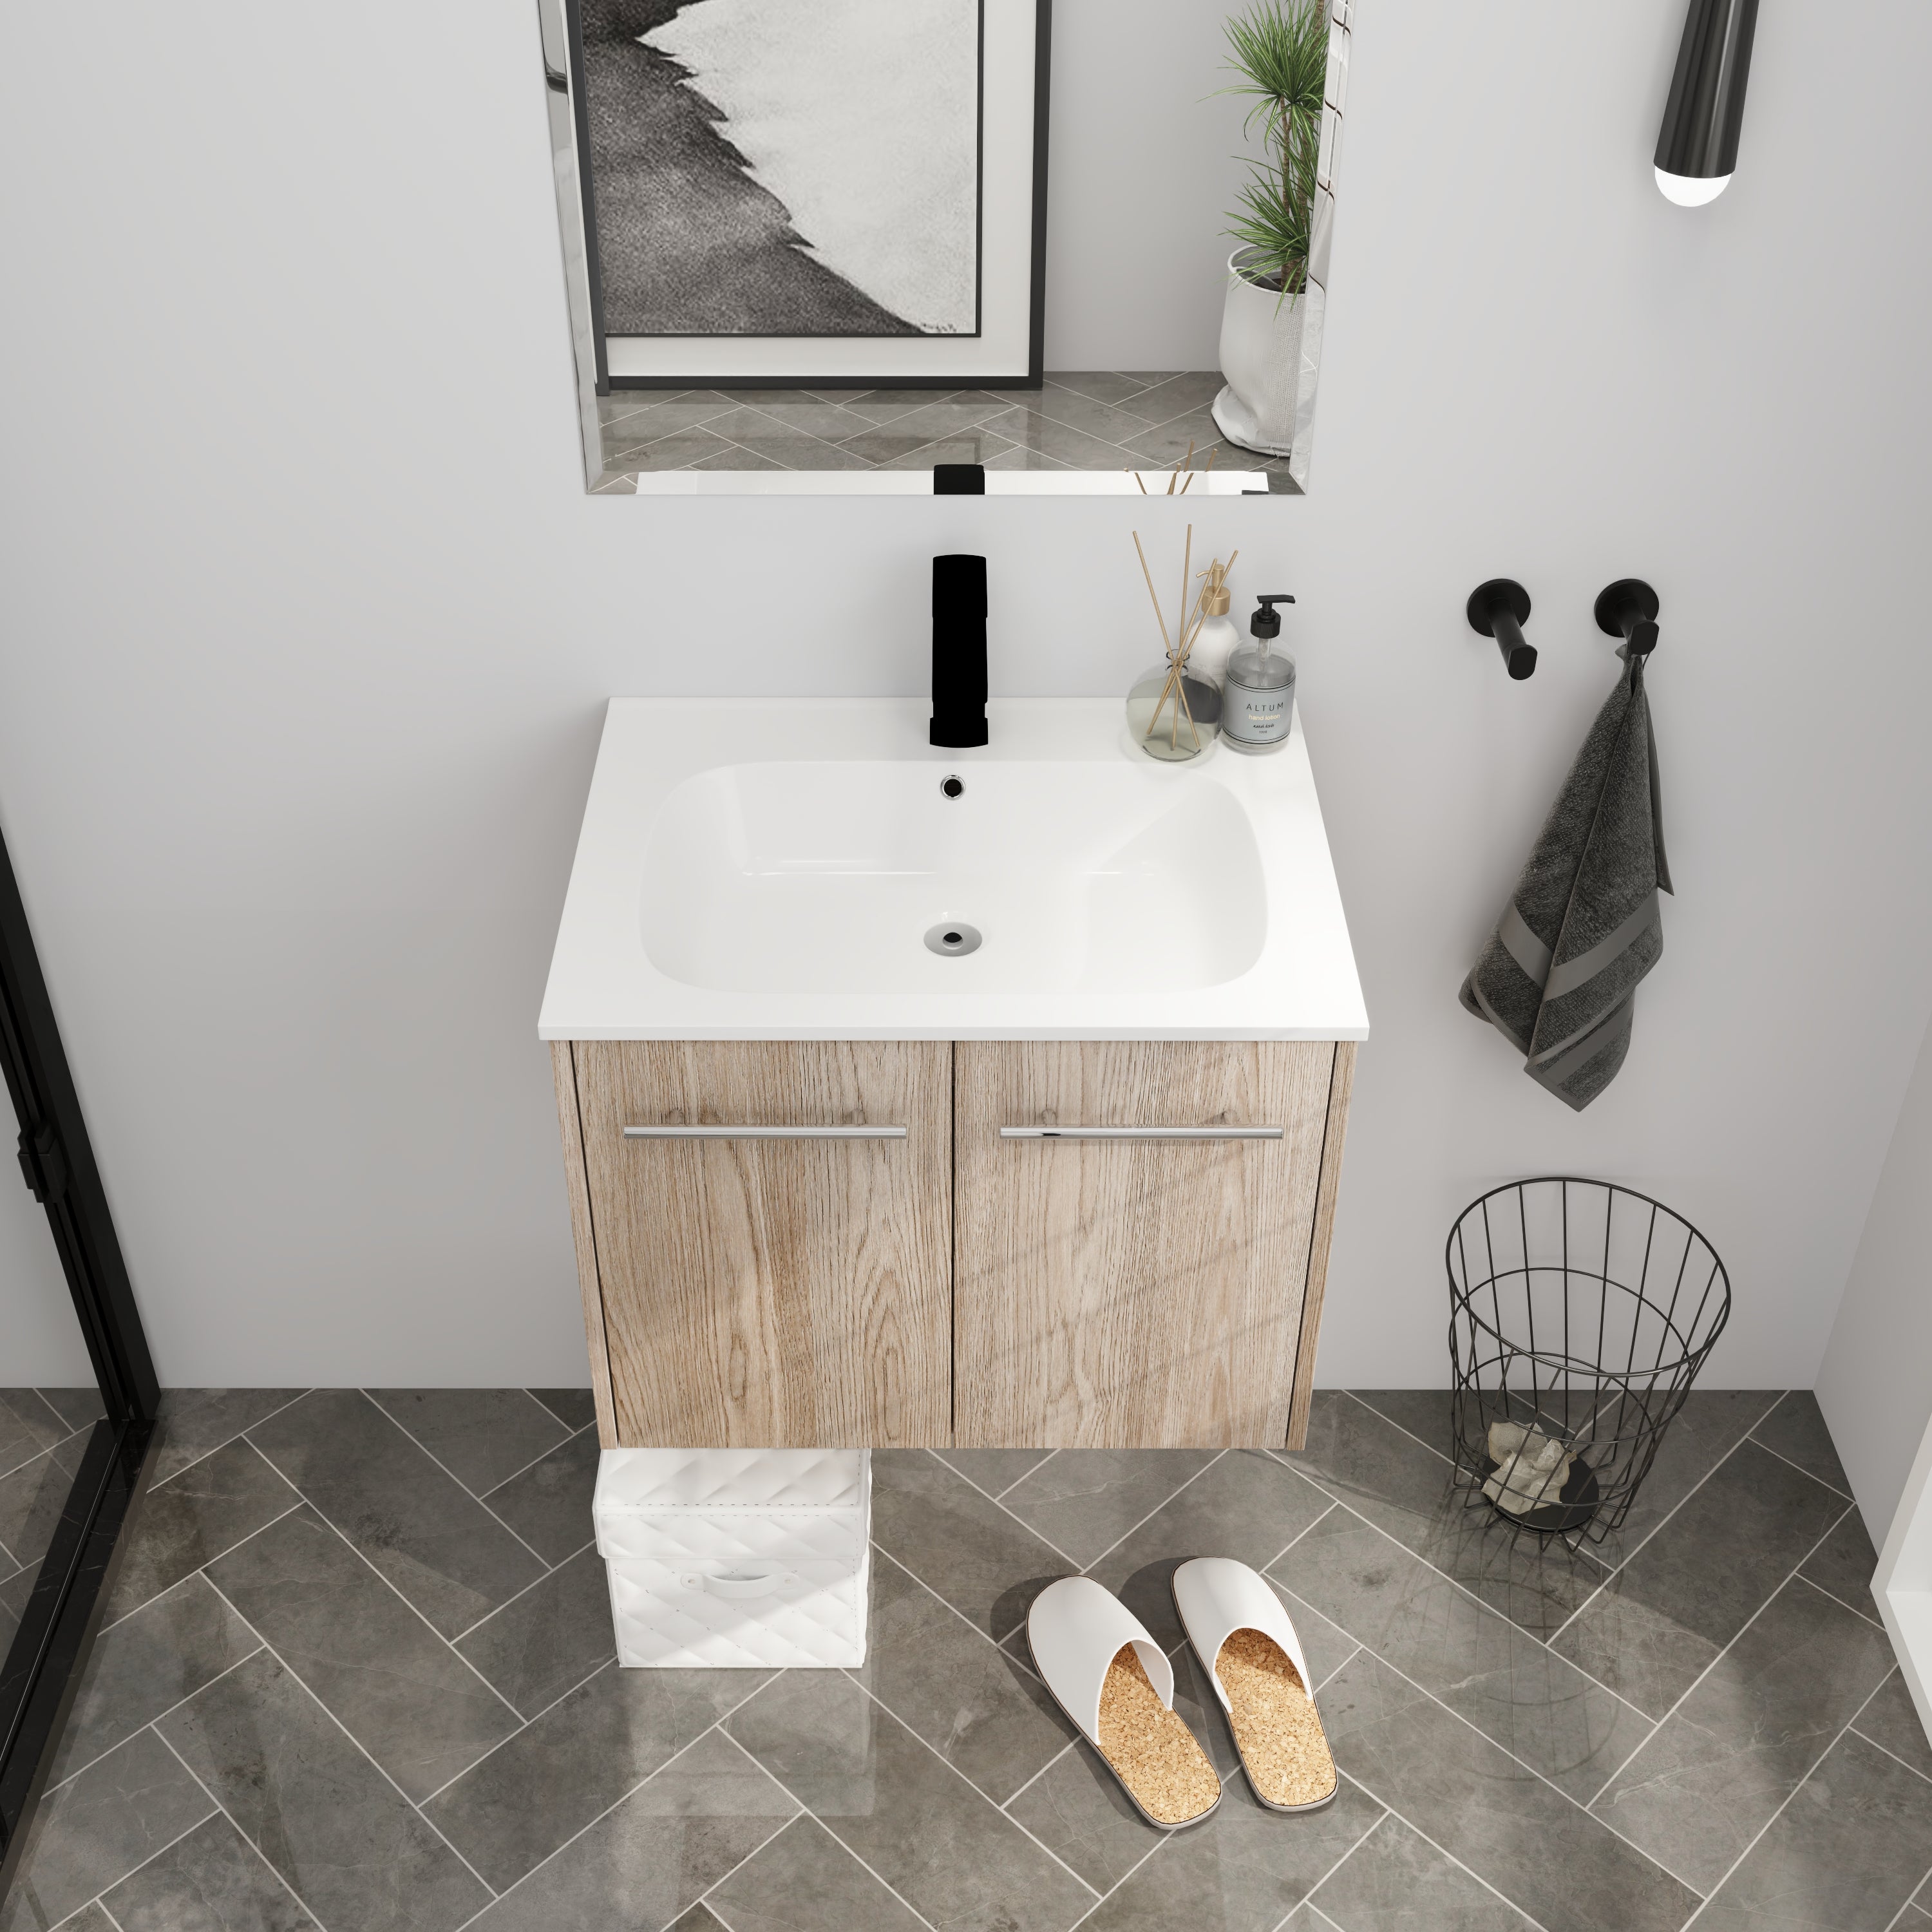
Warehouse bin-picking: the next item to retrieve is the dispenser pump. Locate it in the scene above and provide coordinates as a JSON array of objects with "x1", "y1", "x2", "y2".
[
  {"x1": 1250, "y1": 594, "x2": 1295, "y2": 640},
  {"x1": 1222, "y1": 593, "x2": 1298, "y2": 754}
]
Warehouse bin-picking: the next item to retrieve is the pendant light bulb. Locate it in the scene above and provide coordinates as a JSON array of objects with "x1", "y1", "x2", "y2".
[
  {"x1": 1654, "y1": 0, "x2": 1759, "y2": 209},
  {"x1": 1654, "y1": 167, "x2": 1730, "y2": 207}
]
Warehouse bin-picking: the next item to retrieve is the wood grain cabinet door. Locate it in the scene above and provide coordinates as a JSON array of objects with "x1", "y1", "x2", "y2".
[
  {"x1": 953, "y1": 1041, "x2": 1348, "y2": 1448},
  {"x1": 569, "y1": 1041, "x2": 951, "y2": 1448}
]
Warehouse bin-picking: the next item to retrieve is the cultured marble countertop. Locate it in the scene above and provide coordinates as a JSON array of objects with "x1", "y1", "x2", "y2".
[{"x1": 538, "y1": 697, "x2": 1367, "y2": 1041}]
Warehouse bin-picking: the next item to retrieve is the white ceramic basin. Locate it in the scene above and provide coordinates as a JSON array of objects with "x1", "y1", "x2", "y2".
[
  {"x1": 639, "y1": 759, "x2": 1264, "y2": 995},
  {"x1": 541, "y1": 699, "x2": 1366, "y2": 1040}
]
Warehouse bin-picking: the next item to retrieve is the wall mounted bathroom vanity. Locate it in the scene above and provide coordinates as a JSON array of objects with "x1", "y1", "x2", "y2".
[{"x1": 541, "y1": 699, "x2": 1366, "y2": 1454}]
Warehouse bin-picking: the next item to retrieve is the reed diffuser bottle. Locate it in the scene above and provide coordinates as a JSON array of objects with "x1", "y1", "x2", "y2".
[{"x1": 1123, "y1": 527, "x2": 1228, "y2": 762}]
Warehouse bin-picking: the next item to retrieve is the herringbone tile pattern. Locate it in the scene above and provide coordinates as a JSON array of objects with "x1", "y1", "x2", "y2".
[{"x1": 6, "y1": 1389, "x2": 1930, "y2": 1932}]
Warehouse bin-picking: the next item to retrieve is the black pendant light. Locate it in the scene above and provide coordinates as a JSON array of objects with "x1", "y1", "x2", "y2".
[{"x1": 1654, "y1": 0, "x2": 1761, "y2": 205}]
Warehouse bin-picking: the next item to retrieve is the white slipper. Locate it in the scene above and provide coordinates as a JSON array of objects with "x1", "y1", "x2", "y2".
[
  {"x1": 1026, "y1": 1577, "x2": 1221, "y2": 1830},
  {"x1": 1171, "y1": 1557, "x2": 1338, "y2": 1812}
]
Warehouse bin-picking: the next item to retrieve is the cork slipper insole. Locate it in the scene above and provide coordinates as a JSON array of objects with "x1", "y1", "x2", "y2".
[
  {"x1": 1213, "y1": 1627, "x2": 1337, "y2": 1810},
  {"x1": 1094, "y1": 1645, "x2": 1221, "y2": 1827}
]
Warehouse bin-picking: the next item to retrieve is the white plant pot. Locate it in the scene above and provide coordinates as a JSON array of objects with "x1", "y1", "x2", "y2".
[{"x1": 1213, "y1": 249, "x2": 1308, "y2": 458}]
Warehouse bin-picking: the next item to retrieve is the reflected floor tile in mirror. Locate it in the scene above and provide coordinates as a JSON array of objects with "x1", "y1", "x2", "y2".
[{"x1": 589, "y1": 373, "x2": 1302, "y2": 483}]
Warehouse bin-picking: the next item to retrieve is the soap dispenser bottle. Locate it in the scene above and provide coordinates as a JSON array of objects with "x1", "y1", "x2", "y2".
[{"x1": 1221, "y1": 594, "x2": 1297, "y2": 753}]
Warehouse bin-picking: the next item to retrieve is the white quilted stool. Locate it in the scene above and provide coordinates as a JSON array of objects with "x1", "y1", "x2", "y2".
[{"x1": 592, "y1": 1448, "x2": 870, "y2": 1669}]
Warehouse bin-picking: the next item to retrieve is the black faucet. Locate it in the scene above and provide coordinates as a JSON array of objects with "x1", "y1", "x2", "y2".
[{"x1": 930, "y1": 553, "x2": 988, "y2": 747}]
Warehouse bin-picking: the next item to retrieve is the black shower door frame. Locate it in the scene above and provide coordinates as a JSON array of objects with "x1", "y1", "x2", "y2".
[{"x1": 0, "y1": 820, "x2": 159, "y2": 1897}]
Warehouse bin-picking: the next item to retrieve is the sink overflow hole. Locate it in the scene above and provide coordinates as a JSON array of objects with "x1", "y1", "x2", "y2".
[
  {"x1": 924, "y1": 922, "x2": 983, "y2": 958},
  {"x1": 941, "y1": 775, "x2": 965, "y2": 798}
]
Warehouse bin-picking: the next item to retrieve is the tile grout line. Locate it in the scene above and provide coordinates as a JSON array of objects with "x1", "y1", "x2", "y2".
[
  {"x1": 358, "y1": 1388, "x2": 560, "y2": 1575},
  {"x1": 602, "y1": 379, "x2": 1258, "y2": 478},
  {"x1": 149, "y1": 1722, "x2": 328, "y2": 1931},
  {"x1": 1313, "y1": 1642, "x2": 1361, "y2": 1692},
  {"x1": 513, "y1": 1383, "x2": 578, "y2": 1431},
  {"x1": 148, "y1": 1388, "x2": 317, "y2": 1490},
  {"x1": 1061, "y1": 1828, "x2": 1170, "y2": 1932},
  {"x1": 26, "y1": 1389, "x2": 81, "y2": 1438},
  {"x1": 1884, "y1": 1861, "x2": 1932, "y2": 1932},
  {"x1": 410, "y1": 1654, "x2": 616, "y2": 1808},
  {"x1": 52, "y1": 1788, "x2": 221, "y2": 1930},
  {"x1": 1332, "y1": 1389, "x2": 1460, "y2": 1472},
  {"x1": 1543, "y1": 1419, "x2": 1780, "y2": 1649},
  {"x1": 662, "y1": 1751, "x2": 797, "y2": 1931},
  {"x1": 721, "y1": 1718, "x2": 947, "y2": 1932},
  {"x1": 1746, "y1": 1428, "x2": 1857, "y2": 1501},
  {"x1": 446, "y1": 1535, "x2": 598, "y2": 1645},
  {"x1": 1848, "y1": 1721, "x2": 1932, "y2": 1790},
  {"x1": 985, "y1": 1448, "x2": 1057, "y2": 1502},
  {"x1": 870, "y1": 1542, "x2": 1050, "y2": 1688},
  {"x1": 420, "y1": 1653, "x2": 773, "y2": 1818},
  {"x1": 0, "y1": 1437, "x2": 71, "y2": 1488},
  {"x1": 916, "y1": 1446, "x2": 1086, "y2": 1574},
  {"x1": 1578, "y1": 1499, "x2": 1859, "y2": 1813},
  {"x1": 198, "y1": 1574, "x2": 502, "y2": 1903},
  {"x1": 471, "y1": 1645, "x2": 613, "y2": 1734},
  {"x1": 442, "y1": 1720, "x2": 800, "y2": 1932},
  {"x1": 1311, "y1": 1767, "x2": 1561, "y2": 1932},
  {"x1": 477, "y1": 1419, "x2": 596, "y2": 1503},
  {"x1": 524, "y1": 1387, "x2": 596, "y2": 1432},
  {"x1": 95, "y1": 1494, "x2": 308, "y2": 1636},
  {"x1": 1260, "y1": 1799, "x2": 1390, "y2": 1932},
  {"x1": 1676, "y1": 1665, "x2": 1904, "y2": 1929},
  {"x1": 44, "y1": 1642, "x2": 267, "y2": 1794},
  {"x1": 1072, "y1": 1449, "x2": 1234, "y2": 1575},
  {"x1": 1282, "y1": 1588, "x2": 1699, "y2": 1888},
  {"x1": 996, "y1": 1736, "x2": 1076, "y2": 1814},
  {"x1": 291, "y1": 1489, "x2": 527, "y2": 1727},
  {"x1": 1294, "y1": 1490, "x2": 1653, "y2": 1727},
  {"x1": 840, "y1": 1669, "x2": 1102, "y2": 1900},
  {"x1": 1587, "y1": 1388, "x2": 1788, "y2": 1578},
  {"x1": 1792, "y1": 1567, "x2": 1888, "y2": 1631}
]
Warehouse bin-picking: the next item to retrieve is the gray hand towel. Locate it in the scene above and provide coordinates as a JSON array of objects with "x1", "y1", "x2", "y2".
[{"x1": 1461, "y1": 653, "x2": 1672, "y2": 1109}]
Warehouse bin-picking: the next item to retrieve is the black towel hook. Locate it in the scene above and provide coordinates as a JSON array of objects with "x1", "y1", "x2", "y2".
[
  {"x1": 1466, "y1": 579, "x2": 1536, "y2": 679},
  {"x1": 1595, "y1": 579, "x2": 1660, "y2": 657}
]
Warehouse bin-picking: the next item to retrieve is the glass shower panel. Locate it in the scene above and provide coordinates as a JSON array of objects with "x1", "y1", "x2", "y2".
[{"x1": 0, "y1": 1161, "x2": 102, "y2": 1665}]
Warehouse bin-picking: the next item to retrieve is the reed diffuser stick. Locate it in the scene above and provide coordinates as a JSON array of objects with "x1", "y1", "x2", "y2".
[
  {"x1": 1148, "y1": 526, "x2": 1195, "y2": 735},
  {"x1": 1146, "y1": 524, "x2": 1206, "y2": 750},
  {"x1": 1177, "y1": 524, "x2": 1194, "y2": 663},
  {"x1": 1131, "y1": 532, "x2": 1174, "y2": 657}
]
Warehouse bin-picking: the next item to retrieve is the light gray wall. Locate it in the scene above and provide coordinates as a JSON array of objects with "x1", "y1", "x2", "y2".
[
  {"x1": 2, "y1": 0, "x2": 1929, "y2": 1389},
  {"x1": 1042, "y1": 0, "x2": 1250, "y2": 368},
  {"x1": 1817, "y1": 1017, "x2": 1932, "y2": 1540},
  {"x1": 0, "y1": 1181, "x2": 91, "y2": 1386}
]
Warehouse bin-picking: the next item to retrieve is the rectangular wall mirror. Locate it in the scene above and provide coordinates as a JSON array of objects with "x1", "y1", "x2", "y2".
[{"x1": 538, "y1": 0, "x2": 1352, "y2": 497}]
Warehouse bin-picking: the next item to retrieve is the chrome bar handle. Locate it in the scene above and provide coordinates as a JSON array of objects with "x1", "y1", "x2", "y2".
[
  {"x1": 623, "y1": 1124, "x2": 907, "y2": 1141},
  {"x1": 999, "y1": 1126, "x2": 1283, "y2": 1141}
]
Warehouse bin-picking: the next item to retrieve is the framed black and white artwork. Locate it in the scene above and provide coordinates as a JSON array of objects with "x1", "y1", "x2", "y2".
[{"x1": 570, "y1": 0, "x2": 1050, "y2": 388}]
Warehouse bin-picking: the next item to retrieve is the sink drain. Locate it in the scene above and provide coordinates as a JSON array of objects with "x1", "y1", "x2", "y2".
[{"x1": 924, "y1": 922, "x2": 982, "y2": 957}]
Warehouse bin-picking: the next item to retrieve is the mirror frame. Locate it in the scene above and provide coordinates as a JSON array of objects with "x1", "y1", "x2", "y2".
[{"x1": 537, "y1": 0, "x2": 1350, "y2": 496}]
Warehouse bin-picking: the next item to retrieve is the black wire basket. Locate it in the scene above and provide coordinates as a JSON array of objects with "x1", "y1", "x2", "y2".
[{"x1": 1445, "y1": 1177, "x2": 1731, "y2": 1547}]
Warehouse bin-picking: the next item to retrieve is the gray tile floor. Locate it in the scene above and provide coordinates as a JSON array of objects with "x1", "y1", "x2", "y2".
[
  {"x1": 6, "y1": 1388, "x2": 1931, "y2": 1931},
  {"x1": 589, "y1": 372, "x2": 1303, "y2": 491},
  {"x1": 1, "y1": 1387, "x2": 108, "y2": 1657}
]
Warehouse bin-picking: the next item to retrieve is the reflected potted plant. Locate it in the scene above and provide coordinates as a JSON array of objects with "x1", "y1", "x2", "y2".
[{"x1": 1211, "y1": 0, "x2": 1329, "y2": 457}]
